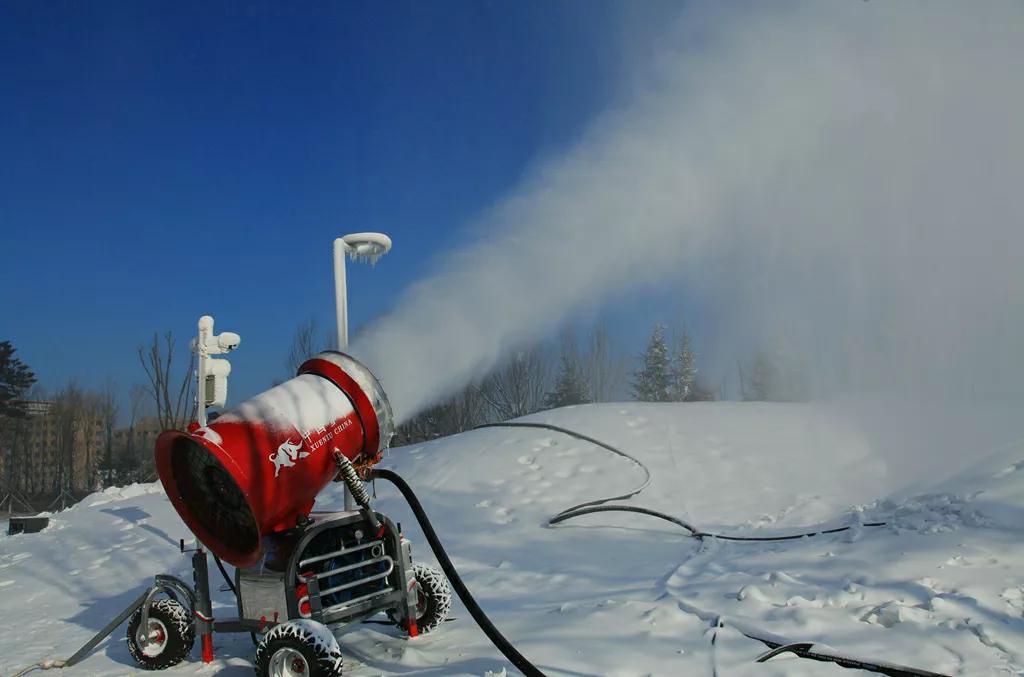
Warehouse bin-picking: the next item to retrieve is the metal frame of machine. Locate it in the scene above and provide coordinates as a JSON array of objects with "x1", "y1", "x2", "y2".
[
  {"x1": 277, "y1": 511, "x2": 415, "y2": 628},
  {"x1": 122, "y1": 507, "x2": 431, "y2": 673}
]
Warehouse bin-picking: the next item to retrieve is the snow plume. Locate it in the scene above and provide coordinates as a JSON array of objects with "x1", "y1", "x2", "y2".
[{"x1": 352, "y1": 1, "x2": 1024, "y2": 422}]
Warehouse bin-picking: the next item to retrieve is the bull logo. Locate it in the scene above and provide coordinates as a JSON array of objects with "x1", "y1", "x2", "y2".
[{"x1": 269, "y1": 437, "x2": 309, "y2": 478}]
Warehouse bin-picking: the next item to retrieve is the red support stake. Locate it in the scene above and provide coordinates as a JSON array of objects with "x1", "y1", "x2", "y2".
[
  {"x1": 202, "y1": 634, "x2": 214, "y2": 663},
  {"x1": 407, "y1": 618, "x2": 419, "y2": 638}
]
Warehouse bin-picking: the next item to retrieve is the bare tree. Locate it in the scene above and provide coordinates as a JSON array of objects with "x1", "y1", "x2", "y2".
[
  {"x1": 52, "y1": 384, "x2": 83, "y2": 495},
  {"x1": 118, "y1": 384, "x2": 149, "y2": 483},
  {"x1": 286, "y1": 317, "x2": 325, "y2": 376},
  {"x1": 0, "y1": 413, "x2": 34, "y2": 513},
  {"x1": 435, "y1": 386, "x2": 487, "y2": 436},
  {"x1": 479, "y1": 346, "x2": 550, "y2": 421},
  {"x1": 127, "y1": 384, "x2": 148, "y2": 434},
  {"x1": 49, "y1": 383, "x2": 105, "y2": 499},
  {"x1": 139, "y1": 332, "x2": 195, "y2": 433},
  {"x1": 395, "y1": 383, "x2": 489, "y2": 445},
  {"x1": 97, "y1": 380, "x2": 119, "y2": 487}
]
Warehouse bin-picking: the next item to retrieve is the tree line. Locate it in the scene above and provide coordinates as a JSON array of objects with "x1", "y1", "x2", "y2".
[
  {"x1": 393, "y1": 323, "x2": 721, "y2": 445},
  {"x1": 0, "y1": 319, "x2": 811, "y2": 506},
  {"x1": 0, "y1": 333, "x2": 195, "y2": 509}
]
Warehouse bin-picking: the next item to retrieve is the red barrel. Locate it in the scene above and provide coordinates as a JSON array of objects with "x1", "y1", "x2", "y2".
[{"x1": 155, "y1": 352, "x2": 394, "y2": 568}]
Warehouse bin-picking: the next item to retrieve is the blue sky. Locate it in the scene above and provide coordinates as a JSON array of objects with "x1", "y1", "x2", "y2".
[{"x1": 1, "y1": 1, "x2": 700, "y2": 407}]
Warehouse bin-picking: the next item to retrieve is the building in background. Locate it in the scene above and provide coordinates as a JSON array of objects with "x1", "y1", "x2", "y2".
[{"x1": 0, "y1": 400, "x2": 104, "y2": 497}]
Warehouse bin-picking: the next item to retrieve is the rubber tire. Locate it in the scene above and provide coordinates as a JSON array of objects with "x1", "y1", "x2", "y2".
[
  {"x1": 126, "y1": 598, "x2": 195, "y2": 670},
  {"x1": 254, "y1": 620, "x2": 343, "y2": 677},
  {"x1": 391, "y1": 563, "x2": 452, "y2": 635}
]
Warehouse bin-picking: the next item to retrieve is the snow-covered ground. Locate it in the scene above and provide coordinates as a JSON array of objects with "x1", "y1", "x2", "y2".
[{"x1": 3, "y1": 402, "x2": 1024, "y2": 676}]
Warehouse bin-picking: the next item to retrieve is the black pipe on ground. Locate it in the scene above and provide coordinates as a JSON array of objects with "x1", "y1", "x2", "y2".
[{"x1": 368, "y1": 467, "x2": 547, "y2": 677}]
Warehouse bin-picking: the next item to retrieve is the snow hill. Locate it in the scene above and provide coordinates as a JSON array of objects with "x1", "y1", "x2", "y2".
[{"x1": 3, "y1": 402, "x2": 1024, "y2": 676}]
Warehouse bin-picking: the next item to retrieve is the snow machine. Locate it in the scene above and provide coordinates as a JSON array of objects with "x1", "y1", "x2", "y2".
[{"x1": 127, "y1": 352, "x2": 451, "y2": 676}]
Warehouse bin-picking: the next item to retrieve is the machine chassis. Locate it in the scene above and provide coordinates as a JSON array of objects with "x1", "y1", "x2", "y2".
[{"x1": 131, "y1": 508, "x2": 422, "y2": 669}]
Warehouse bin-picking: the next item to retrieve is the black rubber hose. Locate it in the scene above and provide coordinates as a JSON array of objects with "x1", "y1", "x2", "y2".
[
  {"x1": 695, "y1": 521, "x2": 888, "y2": 542},
  {"x1": 550, "y1": 504, "x2": 701, "y2": 534},
  {"x1": 749, "y1": 634, "x2": 950, "y2": 676},
  {"x1": 463, "y1": 422, "x2": 940, "y2": 676},
  {"x1": 553, "y1": 504, "x2": 887, "y2": 541},
  {"x1": 476, "y1": 421, "x2": 888, "y2": 542},
  {"x1": 368, "y1": 467, "x2": 546, "y2": 677},
  {"x1": 475, "y1": 421, "x2": 651, "y2": 519}
]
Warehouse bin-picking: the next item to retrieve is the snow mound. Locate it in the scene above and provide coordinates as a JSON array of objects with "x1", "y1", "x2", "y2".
[{"x1": 2, "y1": 402, "x2": 1024, "y2": 676}]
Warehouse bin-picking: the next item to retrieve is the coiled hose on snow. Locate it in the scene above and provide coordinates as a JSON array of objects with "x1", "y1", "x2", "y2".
[
  {"x1": 470, "y1": 421, "x2": 950, "y2": 677},
  {"x1": 476, "y1": 421, "x2": 887, "y2": 540}
]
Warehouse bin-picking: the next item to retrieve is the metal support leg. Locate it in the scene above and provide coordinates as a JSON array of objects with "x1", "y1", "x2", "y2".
[
  {"x1": 192, "y1": 549, "x2": 215, "y2": 663},
  {"x1": 63, "y1": 589, "x2": 152, "y2": 667}
]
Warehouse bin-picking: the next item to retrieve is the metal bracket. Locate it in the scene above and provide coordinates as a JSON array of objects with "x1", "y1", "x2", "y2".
[{"x1": 62, "y1": 588, "x2": 153, "y2": 668}]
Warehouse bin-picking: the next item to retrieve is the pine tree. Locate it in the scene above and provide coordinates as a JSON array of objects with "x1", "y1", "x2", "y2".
[
  {"x1": 0, "y1": 341, "x2": 36, "y2": 419},
  {"x1": 544, "y1": 335, "x2": 589, "y2": 408},
  {"x1": 670, "y1": 329, "x2": 697, "y2": 402},
  {"x1": 740, "y1": 348, "x2": 810, "y2": 402},
  {"x1": 633, "y1": 325, "x2": 673, "y2": 402},
  {"x1": 742, "y1": 352, "x2": 776, "y2": 401}
]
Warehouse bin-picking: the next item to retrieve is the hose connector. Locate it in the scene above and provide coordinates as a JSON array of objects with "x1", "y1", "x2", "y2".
[{"x1": 334, "y1": 451, "x2": 382, "y2": 534}]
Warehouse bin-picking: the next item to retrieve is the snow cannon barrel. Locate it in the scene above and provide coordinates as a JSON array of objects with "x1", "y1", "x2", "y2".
[{"x1": 155, "y1": 351, "x2": 394, "y2": 568}]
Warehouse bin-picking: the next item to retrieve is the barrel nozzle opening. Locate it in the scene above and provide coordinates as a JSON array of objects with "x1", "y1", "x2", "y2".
[{"x1": 161, "y1": 433, "x2": 260, "y2": 566}]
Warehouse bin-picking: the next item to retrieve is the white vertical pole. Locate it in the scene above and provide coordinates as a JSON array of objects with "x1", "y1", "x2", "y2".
[
  {"x1": 196, "y1": 316, "x2": 213, "y2": 428},
  {"x1": 333, "y1": 238, "x2": 355, "y2": 511},
  {"x1": 333, "y1": 238, "x2": 350, "y2": 351}
]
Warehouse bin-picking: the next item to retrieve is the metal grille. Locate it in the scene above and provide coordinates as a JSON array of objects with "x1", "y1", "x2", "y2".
[
  {"x1": 170, "y1": 437, "x2": 259, "y2": 557},
  {"x1": 297, "y1": 535, "x2": 394, "y2": 617}
]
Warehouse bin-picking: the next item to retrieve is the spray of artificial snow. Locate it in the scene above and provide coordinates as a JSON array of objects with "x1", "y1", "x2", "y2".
[{"x1": 351, "y1": 1, "x2": 1024, "y2": 423}]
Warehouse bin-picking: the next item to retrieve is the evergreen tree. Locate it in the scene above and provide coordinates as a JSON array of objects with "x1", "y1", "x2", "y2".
[
  {"x1": 740, "y1": 348, "x2": 810, "y2": 402},
  {"x1": 633, "y1": 325, "x2": 673, "y2": 402},
  {"x1": 0, "y1": 341, "x2": 36, "y2": 419},
  {"x1": 544, "y1": 335, "x2": 589, "y2": 408},
  {"x1": 670, "y1": 329, "x2": 697, "y2": 402},
  {"x1": 741, "y1": 352, "x2": 777, "y2": 401}
]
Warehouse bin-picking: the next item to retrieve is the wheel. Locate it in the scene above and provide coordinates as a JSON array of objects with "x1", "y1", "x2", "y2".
[
  {"x1": 254, "y1": 619, "x2": 343, "y2": 677},
  {"x1": 126, "y1": 598, "x2": 195, "y2": 670},
  {"x1": 390, "y1": 563, "x2": 452, "y2": 635}
]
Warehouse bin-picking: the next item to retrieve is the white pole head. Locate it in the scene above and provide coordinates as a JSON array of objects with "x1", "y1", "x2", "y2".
[{"x1": 341, "y1": 232, "x2": 392, "y2": 265}]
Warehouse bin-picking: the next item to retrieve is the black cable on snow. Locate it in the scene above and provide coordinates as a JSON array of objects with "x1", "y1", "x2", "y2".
[
  {"x1": 464, "y1": 421, "x2": 949, "y2": 677},
  {"x1": 551, "y1": 504, "x2": 888, "y2": 541},
  {"x1": 550, "y1": 505, "x2": 701, "y2": 533},
  {"x1": 695, "y1": 521, "x2": 887, "y2": 542},
  {"x1": 474, "y1": 421, "x2": 888, "y2": 542},
  {"x1": 755, "y1": 642, "x2": 815, "y2": 662},
  {"x1": 709, "y1": 617, "x2": 724, "y2": 677},
  {"x1": 750, "y1": 634, "x2": 950, "y2": 676},
  {"x1": 716, "y1": 616, "x2": 951, "y2": 676},
  {"x1": 368, "y1": 468, "x2": 547, "y2": 677},
  {"x1": 475, "y1": 421, "x2": 651, "y2": 520}
]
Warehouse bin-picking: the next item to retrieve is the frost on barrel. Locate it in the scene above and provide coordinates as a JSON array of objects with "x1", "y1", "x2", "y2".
[{"x1": 155, "y1": 351, "x2": 394, "y2": 568}]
